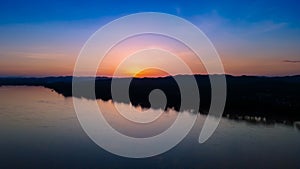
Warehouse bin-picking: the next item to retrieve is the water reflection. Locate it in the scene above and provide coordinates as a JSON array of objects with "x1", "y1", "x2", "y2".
[
  {"x1": 98, "y1": 99, "x2": 179, "y2": 138},
  {"x1": 223, "y1": 113, "x2": 298, "y2": 127},
  {"x1": 294, "y1": 121, "x2": 300, "y2": 130},
  {"x1": 0, "y1": 86, "x2": 300, "y2": 169}
]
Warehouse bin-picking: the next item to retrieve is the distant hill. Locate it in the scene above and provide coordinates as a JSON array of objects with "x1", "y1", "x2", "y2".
[{"x1": 0, "y1": 75, "x2": 299, "y2": 123}]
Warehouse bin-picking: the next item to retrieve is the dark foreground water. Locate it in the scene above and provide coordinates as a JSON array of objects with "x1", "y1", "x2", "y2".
[{"x1": 0, "y1": 86, "x2": 299, "y2": 169}]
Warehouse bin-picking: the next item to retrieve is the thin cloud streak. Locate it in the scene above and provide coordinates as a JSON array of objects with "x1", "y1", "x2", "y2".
[{"x1": 283, "y1": 60, "x2": 300, "y2": 63}]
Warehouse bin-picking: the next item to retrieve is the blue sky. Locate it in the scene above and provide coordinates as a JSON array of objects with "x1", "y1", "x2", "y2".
[
  {"x1": 0, "y1": 0, "x2": 299, "y2": 76},
  {"x1": 1, "y1": 0, "x2": 299, "y2": 24}
]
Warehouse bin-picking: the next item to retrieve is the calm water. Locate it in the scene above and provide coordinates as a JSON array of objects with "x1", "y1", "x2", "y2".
[{"x1": 0, "y1": 86, "x2": 299, "y2": 169}]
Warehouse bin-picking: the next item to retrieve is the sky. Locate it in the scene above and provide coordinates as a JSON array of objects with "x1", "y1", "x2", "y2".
[{"x1": 0, "y1": 0, "x2": 300, "y2": 77}]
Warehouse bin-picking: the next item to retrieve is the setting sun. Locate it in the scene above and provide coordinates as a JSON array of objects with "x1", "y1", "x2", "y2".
[
  {"x1": 97, "y1": 34, "x2": 207, "y2": 78},
  {"x1": 133, "y1": 68, "x2": 170, "y2": 78}
]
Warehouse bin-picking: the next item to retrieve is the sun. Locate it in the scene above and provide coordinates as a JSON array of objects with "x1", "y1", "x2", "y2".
[{"x1": 132, "y1": 68, "x2": 170, "y2": 78}]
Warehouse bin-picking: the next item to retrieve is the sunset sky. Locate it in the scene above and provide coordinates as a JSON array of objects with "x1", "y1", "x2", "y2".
[{"x1": 0, "y1": 0, "x2": 299, "y2": 77}]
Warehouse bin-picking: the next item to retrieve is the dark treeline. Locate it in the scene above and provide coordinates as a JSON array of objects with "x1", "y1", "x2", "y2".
[{"x1": 0, "y1": 75, "x2": 299, "y2": 123}]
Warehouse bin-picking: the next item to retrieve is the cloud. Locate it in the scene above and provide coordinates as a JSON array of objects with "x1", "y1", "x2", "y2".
[
  {"x1": 283, "y1": 60, "x2": 300, "y2": 63},
  {"x1": 250, "y1": 21, "x2": 288, "y2": 34}
]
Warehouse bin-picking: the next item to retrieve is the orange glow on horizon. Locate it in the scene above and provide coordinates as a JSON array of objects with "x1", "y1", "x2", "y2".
[
  {"x1": 1, "y1": 34, "x2": 299, "y2": 77},
  {"x1": 96, "y1": 34, "x2": 207, "y2": 78},
  {"x1": 133, "y1": 68, "x2": 170, "y2": 78}
]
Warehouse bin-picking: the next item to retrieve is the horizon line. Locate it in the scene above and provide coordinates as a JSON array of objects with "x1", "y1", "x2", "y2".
[{"x1": 0, "y1": 73, "x2": 299, "y2": 79}]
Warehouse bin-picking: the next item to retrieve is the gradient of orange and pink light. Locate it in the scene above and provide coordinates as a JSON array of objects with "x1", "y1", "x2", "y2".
[
  {"x1": 97, "y1": 34, "x2": 207, "y2": 78},
  {"x1": 0, "y1": 17, "x2": 299, "y2": 77}
]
